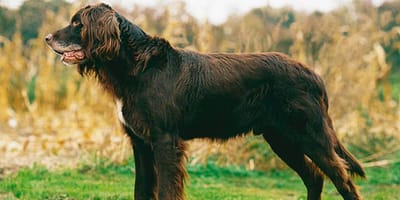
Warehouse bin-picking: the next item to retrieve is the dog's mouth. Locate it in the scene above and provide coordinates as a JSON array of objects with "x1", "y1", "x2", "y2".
[
  {"x1": 48, "y1": 42, "x2": 86, "y2": 65},
  {"x1": 58, "y1": 49, "x2": 85, "y2": 64}
]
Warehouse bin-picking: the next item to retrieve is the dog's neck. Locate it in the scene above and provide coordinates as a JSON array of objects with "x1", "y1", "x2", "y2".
[
  {"x1": 79, "y1": 14, "x2": 178, "y2": 99},
  {"x1": 117, "y1": 13, "x2": 150, "y2": 51}
]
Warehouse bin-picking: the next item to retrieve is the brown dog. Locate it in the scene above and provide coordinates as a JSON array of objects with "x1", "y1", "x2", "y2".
[{"x1": 46, "y1": 3, "x2": 365, "y2": 200}]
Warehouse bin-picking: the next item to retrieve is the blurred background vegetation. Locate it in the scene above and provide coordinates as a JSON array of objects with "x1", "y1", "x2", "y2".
[{"x1": 0, "y1": 0, "x2": 400, "y2": 173}]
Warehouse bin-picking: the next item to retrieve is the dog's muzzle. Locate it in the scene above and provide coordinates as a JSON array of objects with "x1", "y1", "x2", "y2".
[{"x1": 45, "y1": 34, "x2": 85, "y2": 65}]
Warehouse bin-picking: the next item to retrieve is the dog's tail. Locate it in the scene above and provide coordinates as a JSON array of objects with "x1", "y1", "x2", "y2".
[
  {"x1": 335, "y1": 140, "x2": 366, "y2": 178},
  {"x1": 320, "y1": 90, "x2": 366, "y2": 178}
]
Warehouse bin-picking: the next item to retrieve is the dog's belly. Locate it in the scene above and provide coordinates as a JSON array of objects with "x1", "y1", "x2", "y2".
[
  {"x1": 181, "y1": 121, "x2": 252, "y2": 140},
  {"x1": 180, "y1": 108, "x2": 258, "y2": 140},
  {"x1": 179, "y1": 88, "x2": 273, "y2": 140}
]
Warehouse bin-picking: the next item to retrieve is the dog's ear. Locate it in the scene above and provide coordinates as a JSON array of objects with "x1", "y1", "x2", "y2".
[{"x1": 81, "y1": 4, "x2": 120, "y2": 60}]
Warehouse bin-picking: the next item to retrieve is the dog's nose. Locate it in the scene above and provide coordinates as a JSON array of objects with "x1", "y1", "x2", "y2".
[{"x1": 45, "y1": 34, "x2": 53, "y2": 43}]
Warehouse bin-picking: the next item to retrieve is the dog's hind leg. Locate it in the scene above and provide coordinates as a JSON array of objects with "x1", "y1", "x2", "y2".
[
  {"x1": 303, "y1": 105, "x2": 362, "y2": 199},
  {"x1": 152, "y1": 132, "x2": 187, "y2": 200},
  {"x1": 294, "y1": 115, "x2": 362, "y2": 200},
  {"x1": 303, "y1": 144, "x2": 361, "y2": 200},
  {"x1": 125, "y1": 126, "x2": 158, "y2": 200},
  {"x1": 263, "y1": 132, "x2": 324, "y2": 200}
]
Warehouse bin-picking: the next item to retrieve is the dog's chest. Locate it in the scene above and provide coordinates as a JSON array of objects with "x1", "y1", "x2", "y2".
[
  {"x1": 116, "y1": 99, "x2": 127, "y2": 125},
  {"x1": 115, "y1": 99, "x2": 151, "y2": 140}
]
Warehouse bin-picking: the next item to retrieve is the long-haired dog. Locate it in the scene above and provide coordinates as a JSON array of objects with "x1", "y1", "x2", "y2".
[{"x1": 46, "y1": 3, "x2": 365, "y2": 200}]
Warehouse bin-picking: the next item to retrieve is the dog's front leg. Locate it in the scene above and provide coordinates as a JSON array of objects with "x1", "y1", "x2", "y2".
[
  {"x1": 125, "y1": 126, "x2": 158, "y2": 200},
  {"x1": 152, "y1": 132, "x2": 187, "y2": 200}
]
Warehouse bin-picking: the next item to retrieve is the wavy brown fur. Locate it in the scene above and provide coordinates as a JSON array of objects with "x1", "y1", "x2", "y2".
[
  {"x1": 81, "y1": 4, "x2": 120, "y2": 60},
  {"x1": 47, "y1": 3, "x2": 365, "y2": 200}
]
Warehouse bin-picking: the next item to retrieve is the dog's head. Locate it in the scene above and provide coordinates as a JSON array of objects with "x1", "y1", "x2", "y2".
[{"x1": 46, "y1": 3, "x2": 120, "y2": 65}]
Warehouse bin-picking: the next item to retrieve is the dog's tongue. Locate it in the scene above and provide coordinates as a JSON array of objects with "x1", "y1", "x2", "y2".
[{"x1": 63, "y1": 50, "x2": 84, "y2": 60}]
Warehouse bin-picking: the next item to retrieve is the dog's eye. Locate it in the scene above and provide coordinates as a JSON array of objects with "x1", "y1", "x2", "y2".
[{"x1": 72, "y1": 21, "x2": 81, "y2": 27}]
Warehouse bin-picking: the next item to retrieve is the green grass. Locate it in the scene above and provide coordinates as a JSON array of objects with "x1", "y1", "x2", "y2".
[
  {"x1": 388, "y1": 70, "x2": 400, "y2": 101},
  {"x1": 0, "y1": 161, "x2": 399, "y2": 200}
]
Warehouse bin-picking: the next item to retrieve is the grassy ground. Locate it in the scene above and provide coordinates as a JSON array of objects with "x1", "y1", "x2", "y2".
[
  {"x1": 0, "y1": 160, "x2": 399, "y2": 200},
  {"x1": 390, "y1": 71, "x2": 400, "y2": 101}
]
